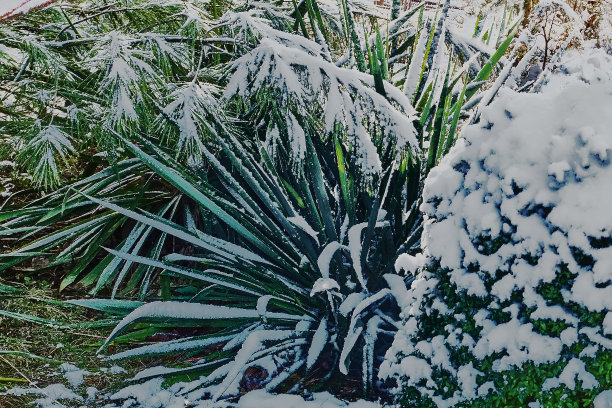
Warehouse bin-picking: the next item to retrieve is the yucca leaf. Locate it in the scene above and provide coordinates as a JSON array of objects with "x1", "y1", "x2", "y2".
[
  {"x1": 100, "y1": 302, "x2": 311, "y2": 352},
  {"x1": 131, "y1": 358, "x2": 230, "y2": 381},
  {"x1": 107, "y1": 333, "x2": 236, "y2": 361},
  {"x1": 104, "y1": 249, "x2": 267, "y2": 297},
  {"x1": 59, "y1": 214, "x2": 126, "y2": 290},
  {"x1": 413, "y1": 15, "x2": 437, "y2": 104},
  {"x1": 343, "y1": 0, "x2": 366, "y2": 72},
  {"x1": 375, "y1": 25, "x2": 388, "y2": 80},
  {"x1": 292, "y1": 0, "x2": 310, "y2": 38},
  {"x1": 159, "y1": 274, "x2": 171, "y2": 301},
  {"x1": 112, "y1": 135, "x2": 274, "y2": 260},
  {"x1": 80, "y1": 192, "x2": 269, "y2": 268},
  {"x1": 305, "y1": 132, "x2": 337, "y2": 242},
  {"x1": 417, "y1": 76, "x2": 438, "y2": 131},
  {"x1": 334, "y1": 132, "x2": 355, "y2": 223},
  {"x1": 66, "y1": 299, "x2": 145, "y2": 315},
  {"x1": 443, "y1": 79, "x2": 467, "y2": 156},
  {"x1": 465, "y1": 25, "x2": 517, "y2": 101},
  {"x1": 426, "y1": 59, "x2": 452, "y2": 172},
  {"x1": 305, "y1": 0, "x2": 328, "y2": 42}
]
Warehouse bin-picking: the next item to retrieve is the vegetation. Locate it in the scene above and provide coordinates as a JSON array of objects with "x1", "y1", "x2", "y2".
[
  {"x1": 384, "y1": 54, "x2": 612, "y2": 407},
  {"x1": 2, "y1": 0, "x2": 607, "y2": 406}
]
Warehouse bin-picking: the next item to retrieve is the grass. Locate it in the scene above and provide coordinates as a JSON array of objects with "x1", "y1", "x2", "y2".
[
  {"x1": 0, "y1": 273, "x2": 178, "y2": 406},
  {"x1": 0, "y1": 270, "x2": 388, "y2": 405}
]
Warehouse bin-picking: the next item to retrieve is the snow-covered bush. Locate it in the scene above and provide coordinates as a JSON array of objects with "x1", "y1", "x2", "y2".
[{"x1": 382, "y1": 48, "x2": 612, "y2": 407}]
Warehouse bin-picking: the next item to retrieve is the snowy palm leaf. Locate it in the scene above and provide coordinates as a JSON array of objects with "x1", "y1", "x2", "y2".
[
  {"x1": 87, "y1": 32, "x2": 158, "y2": 128},
  {"x1": 226, "y1": 33, "x2": 418, "y2": 184},
  {"x1": 159, "y1": 81, "x2": 222, "y2": 161},
  {"x1": 17, "y1": 124, "x2": 74, "y2": 188},
  {"x1": 0, "y1": 0, "x2": 226, "y2": 182}
]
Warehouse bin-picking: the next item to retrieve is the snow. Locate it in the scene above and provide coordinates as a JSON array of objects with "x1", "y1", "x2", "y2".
[
  {"x1": 310, "y1": 277, "x2": 341, "y2": 296},
  {"x1": 106, "y1": 381, "x2": 381, "y2": 408},
  {"x1": 347, "y1": 221, "x2": 388, "y2": 289},
  {"x1": 604, "y1": 313, "x2": 612, "y2": 335},
  {"x1": 287, "y1": 216, "x2": 319, "y2": 242},
  {"x1": 472, "y1": 318, "x2": 563, "y2": 370},
  {"x1": 383, "y1": 45, "x2": 612, "y2": 404},
  {"x1": 339, "y1": 292, "x2": 366, "y2": 316},
  {"x1": 2, "y1": 383, "x2": 82, "y2": 408},
  {"x1": 394, "y1": 253, "x2": 426, "y2": 275},
  {"x1": 59, "y1": 363, "x2": 90, "y2": 389},
  {"x1": 402, "y1": 19, "x2": 428, "y2": 100},
  {"x1": 594, "y1": 390, "x2": 612, "y2": 408},
  {"x1": 26, "y1": 124, "x2": 74, "y2": 186},
  {"x1": 237, "y1": 390, "x2": 379, "y2": 408},
  {"x1": 162, "y1": 82, "x2": 218, "y2": 160},
  {"x1": 383, "y1": 274, "x2": 411, "y2": 310},
  {"x1": 542, "y1": 358, "x2": 599, "y2": 391},
  {"x1": 107, "y1": 333, "x2": 236, "y2": 362},
  {"x1": 317, "y1": 241, "x2": 347, "y2": 279},
  {"x1": 306, "y1": 317, "x2": 328, "y2": 369},
  {"x1": 86, "y1": 386, "x2": 98, "y2": 401},
  {"x1": 398, "y1": 355, "x2": 433, "y2": 386},
  {"x1": 0, "y1": 0, "x2": 54, "y2": 20}
]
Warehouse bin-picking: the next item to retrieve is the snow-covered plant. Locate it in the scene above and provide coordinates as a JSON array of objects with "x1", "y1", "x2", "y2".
[
  {"x1": 0, "y1": 0, "x2": 526, "y2": 401},
  {"x1": 382, "y1": 47, "x2": 612, "y2": 408},
  {"x1": 158, "y1": 81, "x2": 223, "y2": 162},
  {"x1": 17, "y1": 123, "x2": 75, "y2": 188},
  {"x1": 0, "y1": 0, "x2": 219, "y2": 187},
  {"x1": 69, "y1": 115, "x2": 420, "y2": 399}
]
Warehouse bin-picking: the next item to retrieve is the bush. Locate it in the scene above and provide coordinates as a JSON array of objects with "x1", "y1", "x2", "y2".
[{"x1": 382, "y1": 48, "x2": 612, "y2": 407}]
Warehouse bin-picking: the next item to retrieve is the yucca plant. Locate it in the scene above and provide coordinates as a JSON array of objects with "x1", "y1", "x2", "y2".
[
  {"x1": 0, "y1": 0, "x2": 532, "y2": 401},
  {"x1": 69, "y1": 4, "x2": 423, "y2": 398},
  {"x1": 73, "y1": 126, "x2": 418, "y2": 399}
]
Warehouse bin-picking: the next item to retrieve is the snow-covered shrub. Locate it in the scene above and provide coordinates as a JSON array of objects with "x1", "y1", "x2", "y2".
[{"x1": 382, "y1": 48, "x2": 612, "y2": 407}]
